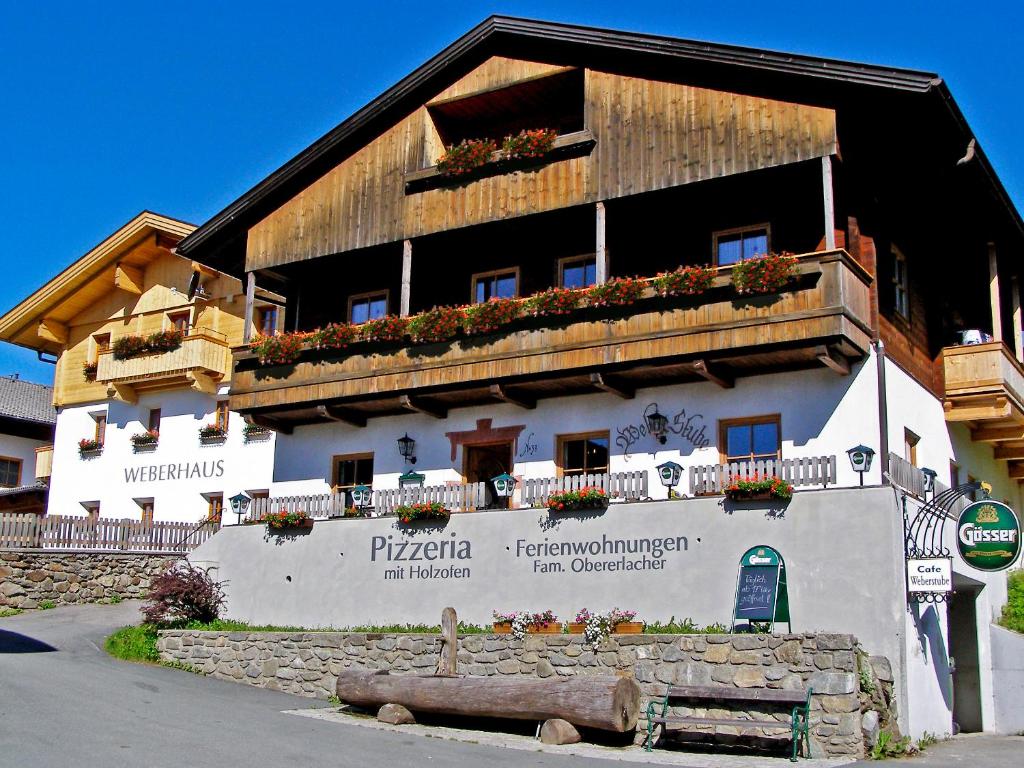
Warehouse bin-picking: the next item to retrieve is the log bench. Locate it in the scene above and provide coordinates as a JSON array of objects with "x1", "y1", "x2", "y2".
[{"x1": 645, "y1": 684, "x2": 812, "y2": 761}]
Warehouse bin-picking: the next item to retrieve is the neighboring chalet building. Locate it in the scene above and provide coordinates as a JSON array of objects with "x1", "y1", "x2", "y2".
[
  {"x1": 0, "y1": 376, "x2": 56, "y2": 515},
  {"x1": 0, "y1": 212, "x2": 279, "y2": 523}
]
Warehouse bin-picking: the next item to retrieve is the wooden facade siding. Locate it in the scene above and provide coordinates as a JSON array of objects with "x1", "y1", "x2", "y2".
[
  {"x1": 688, "y1": 456, "x2": 837, "y2": 495},
  {"x1": 229, "y1": 250, "x2": 871, "y2": 414},
  {"x1": 943, "y1": 341, "x2": 1024, "y2": 423},
  {"x1": 94, "y1": 331, "x2": 232, "y2": 385},
  {"x1": 245, "y1": 60, "x2": 837, "y2": 270},
  {"x1": 0, "y1": 513, "x2": 218, "y2": 552}
]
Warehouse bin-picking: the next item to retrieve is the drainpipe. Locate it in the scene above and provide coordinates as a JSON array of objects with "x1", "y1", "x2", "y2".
[{"x1": 875, "y1": 339, "x2": 890, "y2": 485}]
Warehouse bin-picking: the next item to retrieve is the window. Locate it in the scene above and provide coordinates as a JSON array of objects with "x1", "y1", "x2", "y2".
[
  {"x1": 892, "y1": 246, "x2": 909, "y2": 319},
  {"x1": 472, "y1": 269, "x2": 518, "y2": 303},
  {"x1": 904, "y1": 428, "x2": 920, "y2": 467},
  {"x1": 81, "y1": 502, "x2": 100, "y2": 521},
  {"x1": 140, "y1": 501, "x2": 154, "y2": 525},
  {"x1": 348, "y1": 291, "x2": 389, "y2": 324},
  {"x1": 557, "y1": 432, "x2": 610, "y2": 478},
  {"x1": 206, "y1": 493, "x2": 224, "y2": 523},
  {"x1": 333, "y1": 453, "x2": 374, "y2": 506},
  {"x1": 0, "y1": 457, "x2": 22, "y2": 488},
  {"x1": 94, "y1": 413, "x2": 107, "y2": 445},
  {"x1": 255, "y1": 305, "x2": 278, "y2": 337},
  {"x1": 720, "y1": 416, "x2": 781, "y2": 463},
  {"x1": 215, "y1": 401, "x2": 229, "y2": 431},
  {"x1": 148, "y1": 408, "x2": 161, "y2": 434},
  {"x1": 559, "y1": 256, "x2": 597, "y2": 289},
  {"x1": 713, "y1": 225, "x2": 770, "y2": 266},
  {"x1": 168, "y1": 311, "x2": 190, "y2": 333},
  {"x1": 91, "y1": 333, "x2": 111, "y2": 363}
]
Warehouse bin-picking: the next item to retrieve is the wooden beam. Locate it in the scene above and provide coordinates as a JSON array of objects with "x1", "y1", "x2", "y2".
[
  {"x1": 944, "y1": 395, "x2": 1011, "y2": 422},
  {"x1": 692, "y1": 359, "x2": 735, "y2": 388},
  {"x1": 243, "y1": 272, "x2": 256, "y2": 344},
  {"x1": 589, "y1": 372, "x2": 634, "y2": 399},
  {"x1": 994, "y1": 443, "x2": 1024, "y2": 461},
  {"x1": 1012, "y1": 276, "x2": 1023, "y2": 364},
  {"x1": 489, "y1": 384, "x2": 536, "y2": 410},
  {"x1": 595, "y1": 201, "x2": 608, "y2": 285},
  {"x1": 972, "y1": 425, "x2": 1024, "y2": 442},
  {"x1": 245, "y1": 414, "x2": 293, "y2": 435},
  {"x1": 989, "y1": 242, "x2": 1003, "y2": 341},
  {"x1": 400, "y1": 240, "x2": 412, "y2": 317},
  {"x1": 399, "y1": 395, "x2": 446, "y2": 419},
  {"x1": 814, "y1": 345, "x2": 851, "y2": 376},
  {"x1": 822, "y1": 156, "x2": 836, "y2": 251},
  {"x1": 114, "y1": 262, "x2": 144, "y2": 294},
  {"x1": 106, "y1": 382, "x2": 137, "y2": 404},
  {"x1": 1008, "y1": 462, "x2": 1024, "y2": 480},
  {"x1": 36, "y1": 318, "x2": 67, "y2": 345},
  {"x1": 315, "y1": 404, "x2": 367, "y2": 427},
  {"x1": 187, "y1": 371, "x2": 218, "y2": 395}
]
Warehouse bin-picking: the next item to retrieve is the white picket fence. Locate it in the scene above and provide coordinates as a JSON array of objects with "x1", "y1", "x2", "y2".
[
  {"x1": 248, "y1": 482, "x2": 488, "y2": 520},
  {"x1": 0, "y1": 513, "x2": 218, "y2": 552},
  {"x1": 689, "y1": 456, "x2": 837, "y2": 495},
  {"x1": 520, "y1": 471, "x2": 649, "y2": 508}
]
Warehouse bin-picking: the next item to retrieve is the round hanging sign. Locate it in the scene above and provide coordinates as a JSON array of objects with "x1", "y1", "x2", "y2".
[{"x1": 956, "y1": 500, "x2": 1021, "y2": 572}]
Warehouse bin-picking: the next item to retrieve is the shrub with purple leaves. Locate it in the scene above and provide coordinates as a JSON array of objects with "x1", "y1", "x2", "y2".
[{"x1": 142, "y1": 563, "x2": 226, "y2": 627}]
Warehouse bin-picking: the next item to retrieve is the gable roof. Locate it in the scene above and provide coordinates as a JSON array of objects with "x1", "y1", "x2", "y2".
[
  {"x1": 0, "y1": 211, "x2": 196, "y2": 354},
  {"x1": 176, "y1": 15, "x2": 1024, "y2": 264},
  {"x1": 0, "y1": 376, "x2": 55, "y2": 425}
]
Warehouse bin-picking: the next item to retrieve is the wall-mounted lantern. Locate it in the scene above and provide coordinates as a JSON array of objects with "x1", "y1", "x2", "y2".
[
  {"x1": 491, "y1": 472, "x2": 518, "y2": 499},
  {"x1": 397, "y1": 433, "x2": 417, "y2": 465},
  {"x1": 229, "y1": 492, "x2": 250, "y2": 525},
  {"x1": 645, "y1": 405, "x2": 669, "y2": 444},
  {"x1": 846, "y1": 444, "x2": 875, "y2": 486},
  {"x1": 351, "y1": 484, "x2": 373, "y2": 509},
  {"x1": 656, "y1": 461, "x2": 684, "y2": 499},
  {"x1": 921, "y1": 467, "x2": 937, "y2": 495}
]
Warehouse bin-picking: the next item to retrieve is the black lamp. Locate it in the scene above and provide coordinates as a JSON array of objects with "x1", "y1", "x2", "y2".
[
  {"x1": 397, "y1": 433, "x2": 417, "y2": 465},
  {"x1": 645, "y1": 405, "x2": 669, "y2": 445}
]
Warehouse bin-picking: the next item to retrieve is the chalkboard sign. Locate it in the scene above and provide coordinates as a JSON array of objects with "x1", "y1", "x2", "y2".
[{"x1": 735, "y1": 566, "x2": 779, "y2": 621}]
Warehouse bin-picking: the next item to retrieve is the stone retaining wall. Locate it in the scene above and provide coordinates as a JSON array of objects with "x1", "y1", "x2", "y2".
[
  {"x1": 0, "y1": 550, "x2": 179, "y2": 609},
  {"x1": 158, "y1": 630, "x2": 897, "y2": 757}
]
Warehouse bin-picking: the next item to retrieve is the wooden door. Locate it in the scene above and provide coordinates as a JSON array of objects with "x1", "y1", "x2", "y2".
[{"x1": 464, "y1": 442, "x2": 513, "y2": 509}]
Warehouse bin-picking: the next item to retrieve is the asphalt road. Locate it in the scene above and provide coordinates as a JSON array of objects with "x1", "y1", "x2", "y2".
[{"x1": 0, "y1": 602, "x2": 621, "y2": 768}]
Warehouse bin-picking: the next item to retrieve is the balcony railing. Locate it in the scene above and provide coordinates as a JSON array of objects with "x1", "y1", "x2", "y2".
[
  {"x1": 943, "y1": 341, "x2": 1024, "y2": 426},
  {"x1": 231, "y1": 249, "x2": 873, "y2": 427},
  {"x1": 689, "y1": 456, "x2": 837, "y2": 495},
  {"x1": 96, "y1": 329, "x2": 231, "y2": 389},
  {"x1": 34, "y1": 445, "x2": 53, "y2": 481}
]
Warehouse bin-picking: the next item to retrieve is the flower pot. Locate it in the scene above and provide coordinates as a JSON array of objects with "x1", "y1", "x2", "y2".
[
  {"x1": 267, "y1": 518, "x2": 314, "y2": 533},
  {"x1": 725, "y1": 491, "x2": 780, "y2": 502},
  {"x1": 492, "y1": 622, "x2": 512, "y2": 634},
  {"x1": 567, "y1": 623, "x2": 586, "y2": 634},
  {"x1": 612, "y1": 622, "x2": 644, "y2": 634},
  {"x1": 527, "y1": 623, "x2": 562, "y2": 634}
]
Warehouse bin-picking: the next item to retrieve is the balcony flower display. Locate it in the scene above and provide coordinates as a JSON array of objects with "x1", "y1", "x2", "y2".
[
  {"x1": 436, "y1": 137, "x2": 498, "y2": 177},
  {"x1": 463, "y1": 297, "x2": 522, "y2": 334},
  {"x1": 547, "y1": 486, "x2": 609, "y2": 512},
  {"x1": 570, "y1": 608, "x2": 643, "y2": 645},
  {"x1": 198, "y1": 423, "x2": 227, "y2": 442},
  {"x1": 724, "y1": 475, "x2": 794, "y2": 501},
  {"x1": 242, "y1": 422, "x2": 271, "y2": 442},
  {"x1": 502, "y1": 128, "x2": 558, "y2": 160},
  {"x1": 586, "y1": 276, "x2": 645, "y2": 307},
  {"x1": 82, "y1": 361, "x2": 98, "y2": 381},
  {"x1": 359, "y1": 315, "x2": 409, "y2": 344},
  {"x1": 731, "y1": 252, "x2": 798, "y2": 295},
  {"x1": 408, "y1": 306, "x2": 465, "y2": 344},
  {"x1": 524, "y1": 287, "x2": 582, "y2": 317},
  {"x1": 147, "y1": 328, "x2": 186, "y2": 353},
  {"x1": 311, "y1": 322, "x2": 357, "y2": 350},
  {"x1": 111, "y1": 329, "x2": 184, "y2": 360},
  {"x1": 395, "y1": 501, "x2": 450, "y2": 524},
  {"x1": 492, "y1": 610, "x2": 560, "y2": 638},
  {"x1": 78, "y1": 438, "x2": 103, "y2": 457},
  {"x1": 130, "y1": 429, "x2": 159, "y2": 449},
  {"x1": 652, "y1": 264, "x2": 717, "y2": 297},
  {"x1": 250, "y1": 332, "x2": 305, "y2": 365},
  {"x1": 259, "y1": 509, "x2": 311, "y2": 530}
]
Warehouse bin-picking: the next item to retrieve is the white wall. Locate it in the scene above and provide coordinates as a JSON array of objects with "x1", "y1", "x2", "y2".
[
  {"x1": 0, "y1": 432, "x2": 49, "y2": 485},
  {"x1": 47, "y1": 386, "x2": 275, "y2": 523}
]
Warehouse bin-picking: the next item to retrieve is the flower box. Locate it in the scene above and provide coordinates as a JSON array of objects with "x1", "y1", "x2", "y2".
[
  {"x1": 612, "y1": 622, "x2": 644, "y2": 634},
  {"x1": 528, "y1": 623, "x2": 562, "y2": 634},
  {"x1": 723, "y1": 476, "x2": 793, "y2": 502},
  {"x1": 547, "y1": 487, "x2": 610, "y2": 512},
  {"x1": 492, "y1": 622, "x2": 512, "y2": 634},
  {"x1": 395, "y1": 502, "x2": 449, "y2": 524},
  {"x1": 567, "y1": 623, "x2": 586, "y2": 634},
  {"x1": 267, "y1": 517, "x2": 314, "y2": 532}
]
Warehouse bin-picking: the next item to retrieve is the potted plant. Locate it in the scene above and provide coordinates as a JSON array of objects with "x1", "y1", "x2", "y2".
[
  {"x1": 463, "y1": 297, "x2": 522, "y2": 335},
  {"x1": 311, "y1": 322, "x2": 358, "y2": 351},
  {"x1": 523, "y1": 287, "x2": 582, "y2": 317},
  {"x1": 492, "y1": 610, "x2": 561, "y2": 638},
  {"x1": 570, "y1": 609, "x2": 643, "y2": 643},
  {"x1": 198, "y1": 423, "x2": 227, "y2": 444},
  {"x1": 547, "y1": 486, "x2": 609, "y2": 512},
  {"x1": 436, "y1": 137, "x2": 498, "y2": 177},
  {"x1": 586, "y1": 276, "x2": 645, "y2": 307},
  {"x1": 407, "y1": 306, "x2": 465, "y2": 344},
  {"x1": 130, "y1": 429, "x2": 159, "y2": 451},
  {"x1": 259, "y1": 509, "x2": 313, "y2": 531},
  {"x1": 250, "y1": 332, "x2": 306, "y2": 366},
  {"x1": 112, "y1": 334, "x2": 149, "y2": 360},
  {"x1": 145, "y1": 328, "x2": 185, "y2": 353},
  {"x1": 82, "y1": 361, "x2": 98, "y2": 381},
  {"x1": 242, "y1": 422, "x2": 271, "y2": 442},
  {"x1": 724, "y1": 475, "x2": 794, "y2": 501},
  {"x1": 359, "y1": 315, "x2": 409, "y2": 344},
  {"x1": 731, "y1": 252, "x2": 798, "y2": 295},
  {"x1": 78, "y1": 438, "x2": 103, "y2": 458},
  {"x1": 501, "y1": 128, "x2": 557, "y2": 160},
  {"x1": 395, "y1": 501, "x2": 449, "y2": 524},
  {"x1": 652, "y1": 264, "x2": 717, "y2": 297}
]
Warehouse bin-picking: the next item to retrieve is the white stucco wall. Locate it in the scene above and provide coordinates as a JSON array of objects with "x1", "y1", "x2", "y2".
[
  {"x1": 47, "y1": 386, "x2": 275, "y2": 523},
  {"x1": 0, "y1": 432, "x2": 50, "y2": 485}
]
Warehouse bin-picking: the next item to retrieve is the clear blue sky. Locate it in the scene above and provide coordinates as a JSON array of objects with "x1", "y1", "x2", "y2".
[{"x1": 2, "y1": 1, "x2": 1021, "y2": 385}]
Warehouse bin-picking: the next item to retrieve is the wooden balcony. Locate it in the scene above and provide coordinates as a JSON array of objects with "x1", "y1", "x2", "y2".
[
  {"x1": 943, "y1": 342, "x2": 1024, "y2": 479},
  {"x1": 231, "y1": 249, "x2": 873, "y2": 429},
  {"x1": 34, "y1": 445, "x2": 52, "y2": 482},
  {"x1": 96, "y1": 329, "x2": 232, "y2": 402}
]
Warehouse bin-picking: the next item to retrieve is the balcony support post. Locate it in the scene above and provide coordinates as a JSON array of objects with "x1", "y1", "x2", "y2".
[
  {"x1": 316, "y1": 404, "x2": 367, "y2": 427},
  {"x1": 106, "y1": 382, "x2": 137, "y2": 404},
  {"x1": 595, "y1": 202, "x2": 608, "y2": 284},
  {"x1": 243, "y1": 272, "x2": 256, "y2": 344},
  {"x1": 401, "y1": 240, "x2": 412, "y2": 317},
  {"x1": 989, "y1": 242, "x2": 1003, "y2": 341},
  {"x1": 399, "y1": 394, "x2": 446, "y2": 419},
  {"x1": 815, "y1": 345, "x2": 851, "y2": 376},
  {"x1": 590, "y1": 372, "x2": 634, "y2": 399},
  {"x1": 822, "y1": 156, "x2": 836, "y2": 251},
  {"x1": 692, "y1": 359, "x2": 735, "y2": 388},
  {"x1": 245, "y1": 414, "x2": 293, "y2": 435},
  {"x1": 1012, "y1": 276, "x2": 1022, "y2": 363},
  {"x1": 489, "y1": 384, "x2": 536, "y2": 410}
]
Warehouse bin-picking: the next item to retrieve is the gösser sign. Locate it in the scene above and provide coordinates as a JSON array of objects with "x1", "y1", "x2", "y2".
[{"x1": 957, "y1": 500, "x2": 1021, "y2": 572}]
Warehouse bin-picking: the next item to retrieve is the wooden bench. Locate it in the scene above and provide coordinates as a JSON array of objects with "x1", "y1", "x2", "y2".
[{"x1": 646, "y1": 684, "x2": 812, "y2": 761}]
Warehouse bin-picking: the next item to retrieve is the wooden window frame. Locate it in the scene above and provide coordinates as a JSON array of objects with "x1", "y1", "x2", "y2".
[
  {"x1": 712, "y1": 223, "x2": 772, "y2": 267},
  {"x1": 254, "y1": 304, "x2": 280, "y2": 337},
  {"x1": 470, "y1": 267, "x2": 520, "y2": 304},
  {"x1": 718, "y1": 414, "x2": 782, "y2": 464},
  {"x1": 167, "y1": 310, "x2": 192, "y2": 334},
  {"x1": 347, "y1": 290, "x2": 390, "y2": 324},
  {"x1": 557, "y1": 254, "x2": 598, "y2": 289},
  {"x1": 91, "y1": 333, "x2": 111, "y2": 364},
  {"x1": 206, "y1": 493, "x2": 224, "y2": 522},
  {"x1": 147, "y1": 408, "x2": 162, "y2": 434},
  {"x1": 0, "y1": 456, "x2": 23, "y2": 488},
  {"x1": 94, "y1": 413, "x2": 107, "y2": 445},
  {"x1": 215, "y1": 401, "x2": 229, "y2": 432},
  {"x1": 555, "y1": 431, "x2": 611, "y2": 478},
  {"x1": 904, "y1": 428, "x2": 920, "y2": 467},
  {"x1": 892, "y1": 245, "x2": 910, "y2": 321},
  {"x1": 331, "y1": 452, "x2": 375, "y2": 490}
]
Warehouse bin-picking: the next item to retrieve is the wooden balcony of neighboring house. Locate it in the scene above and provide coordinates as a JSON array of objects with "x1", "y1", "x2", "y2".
[
  {"x1": 943, "y1": 341, "x2": 1024, "y2": 480},
  {"x1": 231, "y1": 248, "x2": 873, "y2": 430},
  {"x1": 96, "y1": 328, "x2": 232, "y2": 403},
  {"x1": 34, "y1": 445, "x2": 53, "y2": 482}
]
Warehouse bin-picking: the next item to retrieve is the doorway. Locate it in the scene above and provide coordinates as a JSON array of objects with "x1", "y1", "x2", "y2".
[
  {"x1": 948, "y1": 588, "x2": 983, "y2": 733},
  {"x1": 463, "y1": 441, "x2": 513, "y2": 509}
]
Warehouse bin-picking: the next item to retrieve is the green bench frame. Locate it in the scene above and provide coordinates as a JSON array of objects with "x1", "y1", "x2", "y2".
[{"x1": 646, "y1": 684, "x2": 813, "y2": 761}]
